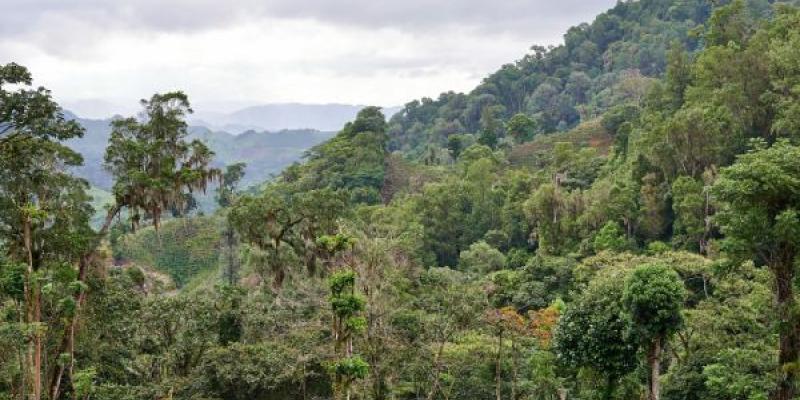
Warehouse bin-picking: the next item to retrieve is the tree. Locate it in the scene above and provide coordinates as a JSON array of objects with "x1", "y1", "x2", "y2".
[
  {"x1": 478, "y1": 106, "x2": 502, "y2": 149},
  {"x1": 671, "y1": 176, "x2": 708, "y2": 252},
  {"x1": 104, "y1": 92, "x2": 220, "y2": 232},
  {"x1": 623, "y1": 263, "x2": 685, "y2": 400},
  {"x1": 524, "y1": 183, "x2": 581, "y2": 255},
  {"x1": 506, "y1": 113, "x2": 537, "y2": 144},
  {"x1": 218, "y1": 163, "x2": 247, "y2": 285},
  {"x1": 0, "y1": 63, "x2": 84, "y2": 145},
  {"x1": 662, "y1": 261, "x2": 775, "y2": 400},
  {"x1": 416, "y1": 180, "x2": 474, "y2": 267},
  {"x1": 217, "y1": 162, "x2": 247, "y2": 208},
  {"x1": 484, "y1": 306, "x2": 529, "y2": 400},
  {"x1": 459, "y1": 241, "x2": 505, "y2": 273},
  {"x1": 638, "y1": 173, "x2": 669, "y2": 241},
  {"x1": 767, "y1": 6, "x2": 800, "y2": 138},
  {"x1": 0, "y1": 63, "x2": 92, "y2": 400},
  {"x1": 328, "y1": 270, "x2": 369, "y2": 400},
  {"x1": 447, "y1": 134, "x2": 466, "y2": 160},
  {"x1": 46, "y1": 91, "x2": 221, "y2": 399},
  {"x1": 712, "y1": 140, "x2": 800, "y2": 400},
  {"x1": 664, "y1": 42, "x2": 691, "y2": 109},
  {"x1": 704, "y1": 0, "x2": 752, "y2": 48},
  {"x1": 593, "y1": 221, "x2": 629, "y2": 253},
  {"x1": 297, "y1": 106, "x2": 388, "y2": 204},
  {"x1": 230, "y1": 187, "x2": 346, "y2": 287},
  {"x1": 554, "y1": 271, "x2": 638, "y2": 399},
  {"x1": 412, "y1": 267, "x2": 485, "y2": 399}
]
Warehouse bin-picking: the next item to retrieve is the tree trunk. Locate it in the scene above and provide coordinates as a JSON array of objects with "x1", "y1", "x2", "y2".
[
  {"x1": 225, "y1": 225, "x2": 238, "y2": 285},
  {"x1": 301, "y1": 359, "x2": 307, "y2": 400},
  {"x1": 33, "y1": 288, "x2": 42, "y2": 400},
  {"x1": 774, "y1": 262, "x2": 798, "y2": 400},
  {"x1": 23, "y1": 216, "x2": 42, "y2": 400},
  {"x1": 426, "y1": 340, "x2": 447, "y2": 400},
  {"x1": 496, "y1": 329, "x2": 502, "y2": 400},
  {"x1": 49, "y1": 205, "x2": 120, "y2": 400},
  {"x1": 511, "y1": 338, "x2": 518, "y2": 400},
  {"x1": 603, "y1": 375, "x2": 616, "y2": 400},
  {"x1": 18, "y1": 346, "x2": 26, "y2": 400},
  {"x1": 647, "y1": 337, "x2": 661, "y2": 400}
]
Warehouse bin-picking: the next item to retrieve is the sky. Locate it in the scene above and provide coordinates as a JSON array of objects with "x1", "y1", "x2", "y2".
[{"x1": 1, "y1": 0, "x2": 617, "y2": 118}]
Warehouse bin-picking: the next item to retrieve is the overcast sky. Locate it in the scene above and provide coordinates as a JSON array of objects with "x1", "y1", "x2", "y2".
[{"x1": 2, "y1": 0, "x2": 617, "y2": 118}]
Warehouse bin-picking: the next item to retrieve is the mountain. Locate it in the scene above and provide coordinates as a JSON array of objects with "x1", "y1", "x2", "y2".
[
  {"x1": 190, "y1": 103, "x2": 402, "y2": 133},
  {"x1": 64, "y1": 113, "x2": 335, "y2": 192},
  {"x1": 187, "y1": 126, "x2": 335, "y2": 187}
]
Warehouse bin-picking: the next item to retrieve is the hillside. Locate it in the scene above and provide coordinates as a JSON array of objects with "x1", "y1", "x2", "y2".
[
  {"x1": 387, "y1": 0, "x2": 790, "y2": 158},
  {"x1": 5, "y1": 1, "x2": 800, "y2": 400}
]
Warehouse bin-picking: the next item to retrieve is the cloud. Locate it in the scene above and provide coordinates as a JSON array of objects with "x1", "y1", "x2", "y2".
[
  {"x1": 0, "y1": 0, "x2": 617, "y2": 117},
  {"x1": 3, "y1": 0, "x2": 615, "y2": 50},
  {"x1": 259, "y1": 0, "x2": 609, "y2": 35}
]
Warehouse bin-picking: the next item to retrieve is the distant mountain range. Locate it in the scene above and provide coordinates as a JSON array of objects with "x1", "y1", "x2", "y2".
[
  {"x1": 63, "y1": 102, "x2": 400, "y2": 211},
  {"x1": 190, "y1": 103, "x2": 401, "y2": 133},
  {"x1": 63, "y1": 111, "x2": 336, "y2": 194}
]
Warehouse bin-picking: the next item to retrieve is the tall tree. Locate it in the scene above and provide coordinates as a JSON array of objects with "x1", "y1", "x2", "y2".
[
  {"x1": 218, "y1": 163, "x2": 247, "y2": 285},
  {"x1": 478, "y1": 106, "x2": 502, "y2": 149},
  {"x1": 623, "y1": 263, "x2": 685, "y2": 400},
  {"x1": 713, "y1": 139, "x2": 800, "y2": 400},
  {"x1": 671, "y1": 176, "x2": 708, "y2": 252},
  {"x1": 217, "y1": 162, "x2": 247, "y2": 208},
  {"x1": 49, "y1": 91, "x2": 220, "y2": 399},
  {"x1": 767, "y1": 6, "x2": 800, "y2": 138},
  {"x1": 0, "y1": 62, "x2": 92, "y2": 400},
  {"x1": 104, "y1": 92, "x2": 219, "y2": 232},
  {"x1": 554, "y1": 270, "x2": 638, "y2": 400},
  {"x1": 328, "y1": 269, "x2": 369, "y2": 400},
  {"x1": 664, "y1": 41, "x2": 691, "y2": 109}
]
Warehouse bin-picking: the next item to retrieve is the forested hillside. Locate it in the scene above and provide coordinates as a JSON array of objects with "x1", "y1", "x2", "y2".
[
  {"x1": 4, "y1": 1, "x2": 800, "y2": 400},
  {"x1": 387, "y1": 0, "x2": 791, "y2": 158}
]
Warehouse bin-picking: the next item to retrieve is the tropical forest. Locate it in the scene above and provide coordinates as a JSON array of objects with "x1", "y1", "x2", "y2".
[{"x1": 3, "y1": 0, "x2": 800, "y2": 399}]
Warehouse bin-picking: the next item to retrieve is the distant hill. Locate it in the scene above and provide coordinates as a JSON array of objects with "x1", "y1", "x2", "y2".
[
  {"x1": 191, "y1": 103, "x2": 401, "y2": 133},
  {"x1": 187, "y1": 126, "x2": 335, "y2": 187},
  {"x1": 64, "y1": 113, "x2": 335, "y2": 192}
]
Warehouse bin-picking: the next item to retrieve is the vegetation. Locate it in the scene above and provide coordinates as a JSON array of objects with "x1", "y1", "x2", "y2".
[{"x1": 4, "y1": 1, "x2": 800, "y2": 399}]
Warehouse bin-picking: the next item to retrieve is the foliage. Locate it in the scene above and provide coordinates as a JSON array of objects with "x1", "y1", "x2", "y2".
[
  {"x1": 0, "y1": 62, "x2": 95, "y2": 400},
  {"x1": 287, "y1": 106, "x2": 388, "y2": 204},
  {"x1": 104, "y1": 92, "x2": 220, "y2": 230},
  {"x1": 623, "y1": 263, "x2": 686, "y2": 341},
  {"x1": 713, "y1": 138, "x2": 800, "y2": 398},
  {"x1": 8, "y1": 2, "x2": 800, "y2": 400},
  {"x1": 554, "y1": 270, "x2": 639, "y2": 395},
  {"x1": 458, "y1": 241, "x2": 505, "y2": 273},
  {"x1": 593, "y1": 221, "x2": 630, "y2": 253},
  {"x1": 114, "y1": 216, "x2": 221, "y2": 287}
]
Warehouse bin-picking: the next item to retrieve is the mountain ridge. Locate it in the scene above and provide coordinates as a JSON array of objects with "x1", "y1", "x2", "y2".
[
  {"x1": 190, "y1": 102, "x2": 402, "y2": 133},
  {"x1": 63, "y1": 113, "x2": 335, "y2": 191}
]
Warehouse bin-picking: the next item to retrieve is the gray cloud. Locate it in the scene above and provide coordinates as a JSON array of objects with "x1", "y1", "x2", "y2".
[
  {"x1": 3, "y1": 0, "x2": 615, "y2": 40},
  {"x1": 0, "y1": 0, "x2": 617, "y2": 116},
  {"x1": 260, "y1": 0, "x2": 612, "y2": 35}
]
